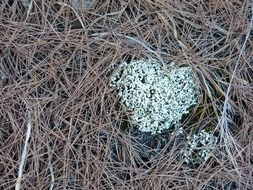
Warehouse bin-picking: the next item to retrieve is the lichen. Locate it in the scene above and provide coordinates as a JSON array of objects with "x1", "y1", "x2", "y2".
[
  {"x1": 110, "y1": 59, "x2": 199, "y2": 134},
  {"x1": 183, "y1": 130, "x2": 218, "y2": 165}
]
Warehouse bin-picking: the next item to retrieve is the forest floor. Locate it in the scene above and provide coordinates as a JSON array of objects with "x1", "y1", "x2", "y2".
[{"x1": 0, "y1": 1, "x2": 252, "y2": 189}]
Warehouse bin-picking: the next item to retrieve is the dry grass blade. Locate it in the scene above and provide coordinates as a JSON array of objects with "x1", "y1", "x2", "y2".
[{"x1": 15, "y1": 111, "x2": 32, "y2": 190}]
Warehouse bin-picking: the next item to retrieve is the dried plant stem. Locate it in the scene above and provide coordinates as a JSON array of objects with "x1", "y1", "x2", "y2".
[
  {"x1": 15, "y1": 116, "x2": 32, "y2": 190},
  {"x1": 47, "y1": 140, "x2": 55, "y2": 190}
]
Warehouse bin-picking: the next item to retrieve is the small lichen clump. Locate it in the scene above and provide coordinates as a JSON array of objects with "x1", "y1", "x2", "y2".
[
  {"x1": 110, "y1": 59, "x2": 198, "y2": 134},
  {"x1": 183, "y1": 130, "x2": 218, "y2": 165}
]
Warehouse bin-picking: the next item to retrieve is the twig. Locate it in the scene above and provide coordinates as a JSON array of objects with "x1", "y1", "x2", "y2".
[
  {"x1": 20, "y1": 0, "x2": 34, "y2": 18},
  {"x1": 15, "y1": 113, "x2": 32, "y2": 190},
  {"x1": 26, "y1": 0, "x2": 34, "y2": 18},
  {"x1": 47, "y1": 139, "x2": 55, "y2": 190}
]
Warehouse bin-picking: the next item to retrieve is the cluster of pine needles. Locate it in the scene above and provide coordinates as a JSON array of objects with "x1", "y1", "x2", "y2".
[{"x1": 0, "y1": 0, "x2": 252, "y2": 189}]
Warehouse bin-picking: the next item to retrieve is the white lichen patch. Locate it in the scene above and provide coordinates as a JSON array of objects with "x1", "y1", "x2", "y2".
[
  {"x1": 183, "y1": 130, "x2": 218, "y2": 165},
  {"x1": 110, "y1": 59, "x2": 199, "y2": 134}
]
